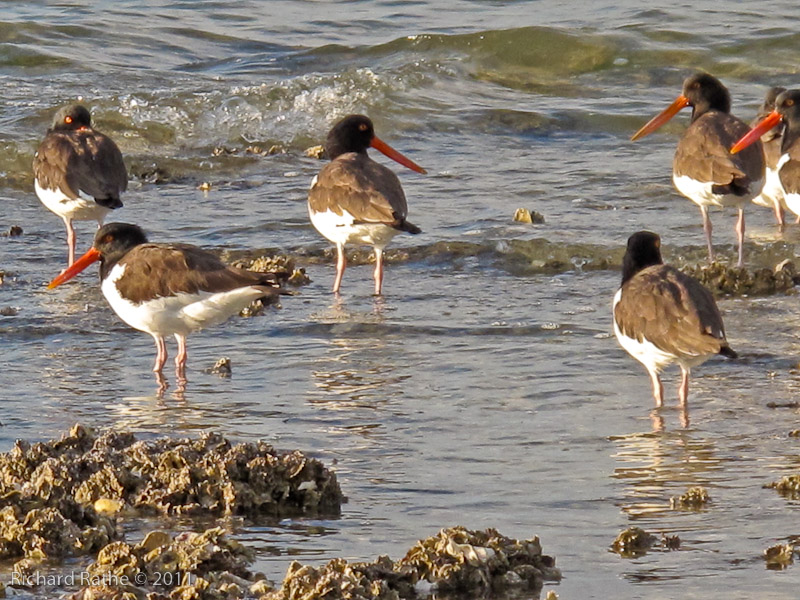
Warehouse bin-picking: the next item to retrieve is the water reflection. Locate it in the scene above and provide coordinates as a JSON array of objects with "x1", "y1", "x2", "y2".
[{"x1": 610, "y1": 427, "x2": 723, "y2": 520}]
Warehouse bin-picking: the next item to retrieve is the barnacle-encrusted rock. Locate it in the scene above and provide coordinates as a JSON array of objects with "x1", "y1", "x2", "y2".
[
  {"x1": 0, "y1": 426, "x2": 342, "y2": 561},
  {"x1": 766, "y1": 474, "x2": 800, "y2": 499},
  {"x1": 512, "y1": 208, "x2": 545, "y2": 224},
  {"x1": 397, "y1": 526, "x2": 560, "y2": 593},
  {"x1": 611, "y1": 527, "x2": 657, "y2": 558},
  {"x1": 670, "y1": 486, "x2": 710, "y2": 509},
  {"x1": 72, "y1": 527, "x2": 265, "y2": 600},
  {"x1": 205, "y1": 357, "x2": 232, "y2": 377},
  {"x1": 304, "y1": 145, "x2": 326, "y2": 159},
  {"x1": 764, "y1": 543, "x2": 796, "y2": 569},
  {"x1": 681, "y1": 260, "x2": 799, "y2": 297},
  {"x1": 265, "y1": 527, "x2": 560, "y2": 600}
]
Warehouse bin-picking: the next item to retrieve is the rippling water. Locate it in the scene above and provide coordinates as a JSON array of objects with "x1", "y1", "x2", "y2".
[{"x1": 3, "y1": 1, "x2": 800, "y2": 598}]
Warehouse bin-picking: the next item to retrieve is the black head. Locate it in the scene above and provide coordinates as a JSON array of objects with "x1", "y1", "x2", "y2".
[
  {"x1": 682, "y1": 73, "x2": 731, "y2": 119},
  {"x1": 94, "y1": 223, "x2": 148, "y2": 266},
  {"x1": 761, "y1": 86, "x2": 787, "y2": 115},
  {"x1": 325, "y1": 114, "x2": 375, "y2": 159},
  {"x1": 773, "y1": 89, "x2": 800, "y2": 123},
  {"x1": 622, "y1": 231, "x2": 663, "y2": 284},
  {"x1": 51, "y1": 104, "x2": 92, "y2": 131}
]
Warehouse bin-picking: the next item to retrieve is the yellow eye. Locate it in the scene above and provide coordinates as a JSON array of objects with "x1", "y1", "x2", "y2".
[
  {"x1": 103, "y1": 234, "x2": 113, "y2": 244},
  {"x1": 787, "y1": 99, "x2": 795, "y2": 107},
  {"x1": 65, "y1": 116, "x2": 73, "y2": 124},
  {"x1": 359, "y1": 123, "x2": 368, "y2": 131}
]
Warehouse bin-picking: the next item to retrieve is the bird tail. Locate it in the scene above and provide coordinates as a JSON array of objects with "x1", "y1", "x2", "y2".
[
  {"x1": 719, "y1": 345, "x2": 738, "y2": 359},
  {"x1": 393, "y1": 215, "x2": 421, "y2": 234}
]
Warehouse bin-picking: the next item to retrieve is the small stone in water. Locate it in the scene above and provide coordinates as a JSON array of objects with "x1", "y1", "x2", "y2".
[
  {"x1": 513, "y1": 207, "x2": 545, "y2": 224},
  {"x1": 198, "y1": 181, "x2": 212, "y2": 191},
  {"x1": 304, "y1": 145, "x2": 326, "y2": 159},
  {"x1": 206, "y1": 357, "x2": 232, "y2": 377}
]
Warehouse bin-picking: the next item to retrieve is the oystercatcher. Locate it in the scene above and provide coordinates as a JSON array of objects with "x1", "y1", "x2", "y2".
[
  {"x1": 48, "y1": 223, "x2": 284, "y2": 384},
  {"x1": 308, "y1": 114, "x2": 426, "y2": 295},
  {"x1": 33, "y1": 104, "x2": 128, "y2": 267},
  {"x1": 631, "y1": 73, "x2": 765, "y2": 267}
]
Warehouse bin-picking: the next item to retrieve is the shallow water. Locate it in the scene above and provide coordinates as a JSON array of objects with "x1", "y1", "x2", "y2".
[{"x1": 3, "y1": 1, "x2": 800, "y2": 598}]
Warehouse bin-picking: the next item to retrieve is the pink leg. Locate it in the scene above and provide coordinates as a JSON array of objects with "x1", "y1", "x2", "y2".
[
  {"x1": 174, "y1": 334, "x2": 188, "y2": 384},
  {"x1": 64, "y1": 217, "x2": 76, "y2": 266},
  {"x1": 679, "y1": 367, "x2": 690, "y2": 428},
  {"x1": 332, "y1": 243, "x2": 346, "y2": 294},
  {"x1": 648, "y1": 368, "x2": 664, "y2": 408},
  {"x1": 373, "y1": 247, "x2": 384, "y2": 296},
  {"x1": 700, "y1": 206, "x2": 714, "y2": 263},
  {"x1": 735, "y1": 208, "x2": 745, "y2": 268},
  {"x1": 153, "y1": 335, "x2": 168, "y2": 373},
  {"x1": 775, "y1": 202, "x2": 786, "y2": 229}
]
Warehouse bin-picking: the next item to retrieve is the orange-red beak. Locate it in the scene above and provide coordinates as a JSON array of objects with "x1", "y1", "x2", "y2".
[
  {"x1": 370, "y1": 136, "x2": 427, "y2": 174},
  {"x1": 631, "y1": 95, "x2": 691, "y2": 141},
  {"x1": 47, "y1": 247, "x2": 101, "y2": 288},
  {"x1": 731, "y1": 110, "x2": 783, "y2": 154}
]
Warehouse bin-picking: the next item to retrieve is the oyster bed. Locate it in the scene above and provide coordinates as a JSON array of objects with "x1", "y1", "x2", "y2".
[
  {"x1": 0, "y1": 425, "x2": 342, "y2": 567},
  {"x1": 71, "y1": 526, "x2": 560, "y2": 600}
]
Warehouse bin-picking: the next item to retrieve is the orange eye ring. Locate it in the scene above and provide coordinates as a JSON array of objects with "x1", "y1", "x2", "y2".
[
  {"x1": 358, "y1": 123, "x2": 368, "y2": 131},
  {"x1": 65, "y1": 116, "x2": 73, "y2": 124}
]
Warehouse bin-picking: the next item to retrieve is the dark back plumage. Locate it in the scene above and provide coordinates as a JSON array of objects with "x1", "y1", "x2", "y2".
[
  {"x1": 94, "y1": 223, "x2": 282, "y2": 304},
  {"x1": 33, "y1": 104, "x2": 128, "y2": 207}
]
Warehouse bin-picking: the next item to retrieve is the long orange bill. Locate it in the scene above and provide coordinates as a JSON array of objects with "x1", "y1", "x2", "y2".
[
  {"x1": 730, "y1": 110, "x2": 783, "y2": 154},
  {"x1": 47, "y1": 247, "x2": 102, "y2": 288},
  {"x1": 370, "y1": 136, "x2": 427, "y2": 174},
  {"x1": 631, "y1": 95, "x2": 691, "y2": 141}
]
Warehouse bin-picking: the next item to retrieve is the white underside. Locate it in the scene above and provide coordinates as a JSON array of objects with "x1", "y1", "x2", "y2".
[
  {"x1": 612, "y1": 289, "x2": 712, "y2": 374},
  {"x1": 34, "y1": 180, "x2": 110, "y2": 223},
  {"x1": 751, "y1": 166, "x2": 787, "y2": 210},
  {"x1": 673, "y1": 173, "x2": 764, "y2": 209},
  {"x1": 101, "y1": 264, "x2": 266, "y2": 338},
  {"x1": 771, "y1": 153, "x2": 800, "y2": 217},
  {"x1": 308, "y1": 205, "x2": 400, "y2": 250}
]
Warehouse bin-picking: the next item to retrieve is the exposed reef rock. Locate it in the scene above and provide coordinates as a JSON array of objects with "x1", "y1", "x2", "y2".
[
  {"x1": 670, "y1": 486, "x2": 710, "y2": 509},
  {"x1": 0, "y1": 426, "x2": 342, "y2": 563},
  {"x1": 611, "y1": 527, "x2": 657, "y2": 558},
  {"x1": 680, "y1": 260, "x2": 799, "y2": 297},
  {"x1": 265, "y1": 526, "x2": 560, "y2": 600},
  {"x1": 71, "y1": 527, "x2": 265, "y2": 600},
  {"x1": 766, "y1": 474, "x2": 800, "y2": 499}
]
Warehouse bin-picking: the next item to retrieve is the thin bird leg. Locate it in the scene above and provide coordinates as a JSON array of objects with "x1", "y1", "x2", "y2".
[
  {"x1": 700, "y1": 206, "x2": 714, "y2": 263},
  {"x1": 333, "y1": 243, "x2": 346, "y2": 294},
  {"x1": 373, "y1": 247, "x2": 384, "y2": 296},
  {"x1": 735, "y1": 208, "x2": 745, "y2": 268},
  {"x1": 174, "y1": 333, "x2": 188, "y2": 384}
]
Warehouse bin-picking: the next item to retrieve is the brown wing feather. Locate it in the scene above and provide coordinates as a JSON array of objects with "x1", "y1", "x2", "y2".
[
  {"x1": 33, "y1": 129, "x2": 127, "y2": 200},
  {"x1": 779, "y1": 146, "x2": 800, "y2": 195},
  {"x1": 674, "y1": 111, "x2": 764, "y2": 187},
  {"x1": 615, "y1": 265, "x2": 728, "y2": 359},
  {"x1": 309, "y1": 152, "x2": 408, "y2": 224},
  {"x1": 116, "y1": 244, "x2": 280, "y2": 304}
]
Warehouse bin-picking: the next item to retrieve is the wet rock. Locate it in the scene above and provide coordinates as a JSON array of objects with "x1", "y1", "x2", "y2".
[
  {"x1": 513, "y1": 208, "x2": 545, "y2": 224},
  {"x1": 304, "y1": 145, "x2": 326, "y2": 159},
  {"x1": 72, "y1": 527, "x2": 264, "y2": 600},
  {"x1": 764, "y1": 543, "x2": 796, "y2": 569},
  {"x1": 662, "y1": 534, "x2": 681, "y2": 550},
  {"x1": 670, "y1": 486, "x2": 710, "y2": 509},
  {"x1": 766, "y1": 474, "x2": 800, "y2": 499},
  {"x1": 0, "y1": 426, "x2": 342, "y2": 561},
  {"x1": 397, "y1": 526, "x2": 560, "y2": 593},
  {"x1": 0, "y1": 307, "x2": 16, "y2": 316},
  {"x1": 205, "y1": 357, "x2": 232, "y2": 377},
  {"x1": 197, "y1": 181, "x2": 212, "y2": 191},
  {"x1": 7, "y1": 226, "x2": 22, "y2": 237},
  {"x1": 681, "y1": 260, "x2": 800, "y2": 297},
  {"x1": 611, "y1": 527, "x2": 657, "y2": 558},
  {"x1": 265, "y1": 527, "x2": 560, "y2": 600}
]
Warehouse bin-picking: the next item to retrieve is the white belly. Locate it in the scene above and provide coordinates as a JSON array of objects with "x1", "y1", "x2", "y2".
[
  {"x1": 612, "y1": 289, "x2": 712, "y2": 373},
  {"x1": 308, "y1": 205, "x2": 400, "y2": 250},
  {"x1": 673, "y1": 173, "x2": 763, "y2": 209},
  {"x1": 751, "y1": 166, "x2": 787, "y2": 210},
  {"x1": 34, "y1": 180, "x2": 110, "y2": 223},
  {"x1": 101, "y1": 264, "x2": 266, "y2": 337}
]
